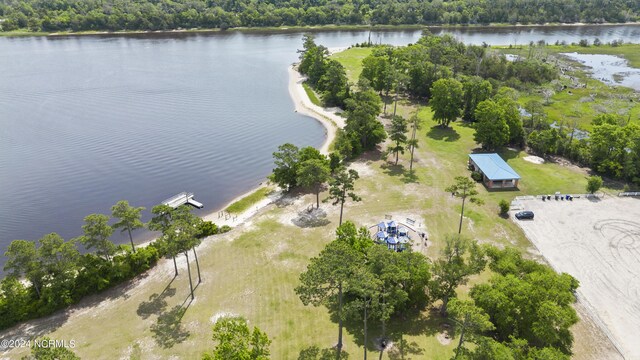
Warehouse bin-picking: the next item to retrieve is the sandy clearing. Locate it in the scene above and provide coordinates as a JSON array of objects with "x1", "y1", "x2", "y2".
[
  {"x1": 327, "y1": 47, "x2": 348, "y2": 55},
  {"x1": 523, "y1": 155, "x2": 545, "y2": 164},
  {"x1": 513, "y1": 196, "x2": 640, "y2": 359},
  {"x1": 348, "y1": 160, "x2": 376, "y2": 177},
  {"x1": 436, "y1": 332, "x2": 452, "y2": 346},
  {"x1": 209, "y1": 312, "x2": 238, "y2": 324}
]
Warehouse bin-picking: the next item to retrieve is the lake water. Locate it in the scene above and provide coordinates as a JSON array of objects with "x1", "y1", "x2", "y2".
[{"x1": 1, "y1": 25, "x2": 640, "y2": 262}]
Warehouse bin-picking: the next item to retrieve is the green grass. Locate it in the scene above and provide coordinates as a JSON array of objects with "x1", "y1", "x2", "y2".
[
  {"x1": 412, "y1": 108, "x2": 589, "y2": 248},
  {"x1": 330, "y1": 47, "x2": 374, "y2": 83},
  {"x1": 225, "y1": 186, "x2": 272, "y2": 214},
  {"x1": 302, "y1": 81, "x2": 322, "y2": 106},
  {"x1": 499, "y1": 149, "x2": 589, "y2": 195},
  {"x1": 0, "y1": 29, "x2": 48, "y2": 36}
]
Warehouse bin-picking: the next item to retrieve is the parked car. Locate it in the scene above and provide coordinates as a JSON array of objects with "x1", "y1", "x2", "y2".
[{"x1": 515, "y1": 211, "x2": 534, "y2": 220}]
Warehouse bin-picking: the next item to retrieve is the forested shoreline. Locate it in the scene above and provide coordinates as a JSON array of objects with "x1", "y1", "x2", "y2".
[
  {"x1": 1, "y1": 0, "x2": 639, "y2": 33},
  {"x1": 0, "y1": 201, "x2": 229, "y2": 331}
]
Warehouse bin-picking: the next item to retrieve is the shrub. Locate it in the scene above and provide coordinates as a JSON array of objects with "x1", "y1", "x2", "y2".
[
  {"x1": 74, "y1": 254, "x2": 113, "y2": 297},
  {"x1": 126, "y1": 246, "x2": 160, "y2": 273},
  {"x1": 499, "y1": 199, "x2": 510, "y2": 216},
  {"x1": 471, "y1": 171, "x2": 483, "y2": 182},
  {"x1": 197, "y1": 221, "x2": 219, "y2": 238},
  {"x1": 220, "y1": 225, "x2": 232, "y2": 233},
  {"x1": 586, "y1": 175, "x2": 603, "y2": 194},
  {"x1": 0, "y1": 278, "x2": 32, "y2": 328},
  {"x1": 611, "y1": 39, "x2": 624, "y2": 47}
]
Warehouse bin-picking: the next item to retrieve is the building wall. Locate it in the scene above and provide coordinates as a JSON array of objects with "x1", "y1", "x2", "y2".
[{"x1": 489, "y1": 179, "x2": 518, "y2": 188}]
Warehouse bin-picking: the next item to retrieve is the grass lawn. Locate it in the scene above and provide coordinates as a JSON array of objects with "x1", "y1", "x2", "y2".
[{"x1": 331, "y1": 47, "x2": 373, "y2": 83}]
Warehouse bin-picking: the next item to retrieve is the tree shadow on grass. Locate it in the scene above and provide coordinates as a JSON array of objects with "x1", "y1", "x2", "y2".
[
  {"x1": 497, "y1": 148, "x2": 521, "y2": 161},
  {"x1": 136, "y1": 280, "x2": 177, "y2": 320},
  {"x1": 380, "y1": 163, "x2": 420, "y2": 184},
  {"x1": 385, "y1": 308, "x2": 449, "y2": 359},
  {"x1": 298, "y1": 345, "x2": 350, "y2": 359},
  {"x1": 355, "y1": 148, "x2": 384, "y2": 163},
  {"x1": 149, "y1": 278, "x2": 200, "y2": 348},
  {"x1": 388, "y1": 337, "x2": 425, "y2": 360},
  {"x1": 150, "y1": 305, "x2": 190, "y2": 348},
  {"x1": 458, "y1": 121, "x2": 475, "y2": 129},
  {"x1": 426, "y1": 125, "x2": 460, "y2": 142},
  {"x1": 334, "y1": 306, "x2": 438, "y2": 358},
  {"x1": 274, "y1": 188, "x2": 306, "y2": 208}
]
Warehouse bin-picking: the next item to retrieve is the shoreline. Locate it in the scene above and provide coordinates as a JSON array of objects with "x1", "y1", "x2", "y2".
[
  {"x1": 287, "y1": 63, "x2": 346, "y2": 155},
  {"x1": 137, "y1": 63, "x2": 344, "y2": 246},
  {"x1": 2, "y1": 22, "x2": 640, "y2": 38}
]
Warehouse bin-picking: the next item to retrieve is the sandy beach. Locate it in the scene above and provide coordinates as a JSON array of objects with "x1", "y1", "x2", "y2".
[{"x1": 287, "y1": 64, "x2": 345, "y2": 155}]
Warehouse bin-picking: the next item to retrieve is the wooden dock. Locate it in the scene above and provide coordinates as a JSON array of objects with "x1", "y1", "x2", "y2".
[{"x1": 162, "y1": 192, "x2": 204, "y2": 209}]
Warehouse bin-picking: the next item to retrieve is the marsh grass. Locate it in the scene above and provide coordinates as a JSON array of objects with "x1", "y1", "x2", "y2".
[{"x1": 225, "y1": 186, "x2": 273, "y2": 214}]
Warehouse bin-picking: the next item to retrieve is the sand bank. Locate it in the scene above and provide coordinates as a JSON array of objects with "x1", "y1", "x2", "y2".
[{"x1": 287, "y1": 64, "x2": 346, "y2": 155}]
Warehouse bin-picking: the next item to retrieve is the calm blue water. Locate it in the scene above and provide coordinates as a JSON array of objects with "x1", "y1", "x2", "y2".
[{"x1": 1, "y1": 25, "x2": 639, "y2": 263}]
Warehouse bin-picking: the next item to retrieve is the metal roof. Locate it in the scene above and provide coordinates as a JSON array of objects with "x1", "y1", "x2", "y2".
[{"x1": 469, "y1": 153, "x2": 521, "y2": 181}]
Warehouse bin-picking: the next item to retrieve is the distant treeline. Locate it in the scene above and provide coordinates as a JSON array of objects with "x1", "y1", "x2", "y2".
[{"x1": 0, "y1": 0, "x2": 638, "y2": 32}]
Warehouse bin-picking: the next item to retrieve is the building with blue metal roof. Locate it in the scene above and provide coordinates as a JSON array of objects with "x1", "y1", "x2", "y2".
[{"x1": 468, "y1": 153, "x2": 520, "y2": 189}]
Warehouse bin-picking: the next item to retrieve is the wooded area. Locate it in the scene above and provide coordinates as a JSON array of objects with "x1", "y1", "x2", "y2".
[
  {"x1": 308, "y1": 32, "x2": 640, "y2": 185},
  {"x1": 296, "y1": 223, "x2": 578, "y2": 359},
  {"x1": 0, "y1": 0, "x2": 639, "y2": 32},
  {"x1": 0, "y1": 202, "x2": 230, "y2": 330}
]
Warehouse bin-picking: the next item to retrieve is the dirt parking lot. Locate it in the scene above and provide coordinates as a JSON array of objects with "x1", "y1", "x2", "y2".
[{"x1": 513, "y1": 196, "x2": 640, "y2": 360}]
